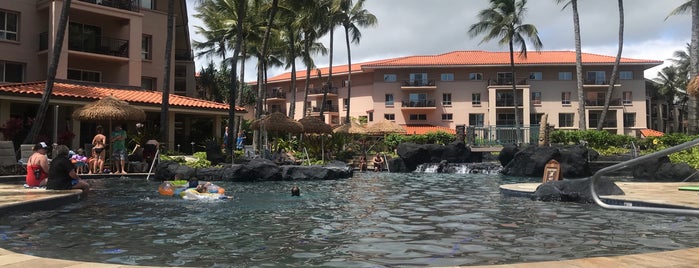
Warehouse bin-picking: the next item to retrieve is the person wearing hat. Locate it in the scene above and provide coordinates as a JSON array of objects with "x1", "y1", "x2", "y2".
[
  {"x1": 47, "y1": 145, "x2": 90, "y2": 198},
  {"x1": 25, "y1": 142, "x2": 49, "y2": 187}
]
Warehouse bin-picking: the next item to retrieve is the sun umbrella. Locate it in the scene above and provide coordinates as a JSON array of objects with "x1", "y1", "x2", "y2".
[
  {"x1": 333, "y1": 120, "x2": 367, "y2": 134},
  {"x1": 366, "y1": 120, "x2": 406, "y2": 135},
  {"x1": 298, "y1": 116, "x2": 332, "y2": 134},
  {"x1": 72, "y1": 95, "x2": 146, "y2": 122},
  {"x1": 251, "y1": 112, "x2": 303, "y2": 133}
]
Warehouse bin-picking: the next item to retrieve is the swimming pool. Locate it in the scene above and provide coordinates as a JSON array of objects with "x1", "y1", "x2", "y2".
[{"x1": 1, "y1": 173, "x2": 698, "y2": 267}]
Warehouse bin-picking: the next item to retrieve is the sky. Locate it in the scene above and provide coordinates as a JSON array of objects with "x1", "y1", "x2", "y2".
[{"x1": 185, "y1": 0, "x2": 692, "y2": 82}]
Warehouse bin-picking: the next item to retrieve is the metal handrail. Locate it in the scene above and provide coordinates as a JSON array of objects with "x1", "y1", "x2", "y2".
[{"x1": 590, "y1": 138, "x2": 699, "y2": 215}]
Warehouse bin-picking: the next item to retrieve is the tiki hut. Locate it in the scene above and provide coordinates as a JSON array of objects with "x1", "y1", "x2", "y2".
[
  {"x1": 298, "y1": 116, "x2": 332, "y2": 134},
  {"x1": 333, "y1": 121, "x2": 368, "y2": 134},
  {"x1": 72, "y1": 95, "x2": 146, "y2": 122},
  {"x1": 251, "y1": 112, "x2": 303, "y2": 133},
  {"x1": 366, "y1": 120, "x2": 406, "y2": 135}
]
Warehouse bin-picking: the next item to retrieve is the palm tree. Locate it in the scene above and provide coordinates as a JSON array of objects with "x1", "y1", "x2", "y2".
[
  {"x1": 596, "y1": 0, "x2": 624, "y2": 131},
  {"x1": 654, "y1": 66, "x2": 688, "y2": 132},
  {"x1": 252, "y1": 0, "x2": 280, "y2": 152},
  {"x1": 339, "y1": 0, "x2": 377, "y2": 124},
  {"x1": 320, "y1": 0, "x2": 342, "y2": 121},
  {"x1": 557, "y1": 0, "x2": 585, "y2": 130},
  {"x1": 297, "y1": 1, "x2": 329, "y2": 118},
  {"x1": 24, "y1": 0, "x2": 72, "y2": 144},
  {"x1": 666, "y1": 0, "x2": 698, "y2": 134},
  {"x1": 160, "y1": 0, "x2": 175, "y2": 147},
  {"x1": 468, "y1": 0, "x2": 543, "y2": 144}
]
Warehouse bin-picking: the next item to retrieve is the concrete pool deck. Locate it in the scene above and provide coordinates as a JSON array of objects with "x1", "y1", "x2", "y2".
[{"x1": 1, "y1": 176, "x2": 699, "y2": 267}]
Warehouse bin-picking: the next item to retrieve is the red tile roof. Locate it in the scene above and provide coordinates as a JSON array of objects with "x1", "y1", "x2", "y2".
[
  {"x1": 403, "y1": 124, "x2": 456, "y2": 135},
  {"x1": 266, "y1": 51, "x2": 662, "y2": 82},
  {"x1": 640, "y1": 129, "x2": 664, "y2": 137},
  {"x1": 0, "y1": 80, "x2": 245, "y2": 111}
]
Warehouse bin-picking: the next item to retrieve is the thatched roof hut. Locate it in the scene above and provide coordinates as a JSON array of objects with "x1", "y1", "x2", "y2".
[
  {"x1": 366, "y1": 120, "x2": 406, "y2": 135},
  {"x1": 333, "y1": 121, "x2": 368, "y2": 134},
  {"x1": 298, "y1": 117, "x2": 332, "y2": 134},
  {"x1": 72, "y1": 95, "x2": 146, "y2": 121},
  {"x1": 251, "y1": 112, "x2": 303, "y2": 133}
]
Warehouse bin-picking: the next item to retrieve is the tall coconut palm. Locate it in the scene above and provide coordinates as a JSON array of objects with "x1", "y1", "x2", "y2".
[
  {"x1": 654, "y1": 66, "x2": 687, "y2": 132},
  {"x1": 24, "y1": 0, "x2": 72, "y2": 144},
  {"x1": 160, "y1": 0, "x2": 175, "y2": 147},
  {"x1": 252, "y1": 0, "x2": 279, "y2": 152},
  {"x1": 557, "y1": 0, "x2": 585, "y2": 130},
  {"x1": 320, "y1": 0, "x2": 342, "y2": 121},
  {"x1": 666, "y1": 0, "x2": 698, "y2": 134},
  {"x1": 468, "y1": 0, "x2": 543, "y2": 144},
  {"x1": 338, "y1": 0, "x2": 377, "y2": 124},
  {"x1": 276, "y1": 1, "x2": 303, "y2": 119},
  {"x1": 297, "y1": 1, "x2": 329, "y2": 118},
  {"x1": 596, "y1": 0, "x2": 624, "y2": 131}
]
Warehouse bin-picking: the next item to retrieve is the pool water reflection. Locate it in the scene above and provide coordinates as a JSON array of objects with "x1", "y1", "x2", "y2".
[{"x1": 1, "y1": 173, "x2": 699, "y2": 267}]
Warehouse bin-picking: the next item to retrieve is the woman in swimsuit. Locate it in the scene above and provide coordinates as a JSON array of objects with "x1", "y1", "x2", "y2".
[
  {"x1": 25, "y1": 142, "x2": 49, "y2": 187},
  {"x1": 91, "y1": 125, "x2": 107, "y2": 174}
]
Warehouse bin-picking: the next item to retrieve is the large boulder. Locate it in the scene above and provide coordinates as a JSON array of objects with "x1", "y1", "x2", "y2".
[
  {"x1": 632, "y1": 156, "x2": 699, "y2": 182},
  {"x1": 396, "y1": 142, "x2": 430, "y2": 171},
  {"x1": 498, "y1": 144, "x2": 519, "y2": 167},
  {"x1": 500, "y1": 144, "x2": 596, "y2": 178},
  {"x1": 532, "y1": 177, "x2": 625, "y2": 202},
  {"x1": 441, "y1": 141, "x2": 471, "y2": 163},
  {"x1": 387, "y1": 157, "x2": 408, "y2": 173},
  {"x1": 280, "y1": 164, "x2": 352, "y2": 180}
]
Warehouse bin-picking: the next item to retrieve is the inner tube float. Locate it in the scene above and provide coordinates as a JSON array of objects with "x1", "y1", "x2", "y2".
[{"x1": 158, "y1": 180, "x2": 228, "y2": 200}]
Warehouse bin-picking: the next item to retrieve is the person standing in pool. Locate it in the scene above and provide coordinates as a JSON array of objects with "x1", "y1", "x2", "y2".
[
  {"x1": 91, "y1": 125, "x2": 106, "y2": 174},
  {"x1": 25, "y1": 142, "x2": 49, "y2": 187},
  {"x1": 111, "y1": 125, "x2": 128, "y2": 174},
  {"x1": 47, "y1": 145, "x2": 90, "y2": 198}
]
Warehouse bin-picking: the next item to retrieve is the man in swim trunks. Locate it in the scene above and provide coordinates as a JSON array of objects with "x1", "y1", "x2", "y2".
[
  {"x1": 25, "y1": 142, "x2": 49, "y2": 187},
  {"x1": 91, "y1": 125, "x2": 106, "y2": 174},
  {"x1": 111, "y1": 125, "x2": 127, "y2": 174}
]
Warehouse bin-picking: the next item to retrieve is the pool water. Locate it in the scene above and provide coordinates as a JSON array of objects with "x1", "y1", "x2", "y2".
[{"x1": 1, "y1": 173, "x2": 699, "y2": 267}]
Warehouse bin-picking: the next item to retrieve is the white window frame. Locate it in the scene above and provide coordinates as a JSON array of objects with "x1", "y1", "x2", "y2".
[
  {"x1": 622, "y1": 91, "x2": 632, "y2": 105},
  {"x1": 141, "y1": 35, "x2": 152, "y2": 60},
  {"x1": 0, "y1": 10, "x2": 19, "y2": 41},
  {"x1": 619, "y1": 71, "x2": 633, "y2": 80},
  {"x1": 469, "y1": 113, "x2": 484, "y2": 126},
  {"x1": 558, "y1": 72, "x2": 572, "y2": 80},
  {"x1": 586, "y1": 71, "x2": 606, "y2": 85},
  {"x1": 384, "y1": 113, "x2": 395, "y2": 121},
  {"x1": 383, "y1": 74, "x2": 397, "y2": 82},
  {"x1": 442, "y1": 93, "x2": 452, "y2": 106},
  {"x1": 472, "y1": 93, "x2": 481, "y2": 105},
  {"x1": 529, "y1": 72, "x2": 542, "y2": 80},
  {"x1": 441, "y1": 73, "x2": 454, "y2": 81},
  {"x1": 469, "y1": 73, "x2": 483, "y2": 81},
  {"x1": 559, "y1": 113, "x2": 574, "y2": 127},
  {"x1": 0, "y1": 61, "x2": 23, "y2": 82},
  {"x1": 561, "y1": 92, "x2": 571, "y2": 105},
  {"x1": 67, "y1": 68, "x2": 101, "y2": 82},
  {"x1": 531, "y1": 91, "x2": 541, "y2": 105},
  {"x1": 385, "y1": 94, "x2": 394, "y2": 106},
  {"x1": 441, "y1": 113, "x2": 453, "y2": 121},
  {"x1": 409, "y1": 114, "x2": 427, "y2": 121}
]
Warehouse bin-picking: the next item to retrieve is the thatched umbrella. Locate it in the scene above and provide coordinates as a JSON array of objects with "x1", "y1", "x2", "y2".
[
  {"x1": 688, "y1": 75, "x2": 699, "y2": 97},
  {"x1": 251, "y1": 112, "x2": 303, "y2": 133},
  {"x1": 366, "y1": 120, "x2": 406, "y2": 135},
  {"x1": 333, "y1": 121, "x2": 368, "y2": 134},
  {"x1": 72, "y1": 95, "x2": 146, "y2": 122},
  {"x1": 298, "y1": 117, "x2": 332, "y2": 134}
]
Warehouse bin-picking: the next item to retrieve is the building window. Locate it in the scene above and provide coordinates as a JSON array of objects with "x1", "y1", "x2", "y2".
[
  {"x1": 385, "y1": 94, "x2": 394, "y2": 106},
  {"x1": 497, "y1": 72, "x2": 513, "y2": 84},
  {"x1": 623, "y1": 113, "x2": 636, "y2": 127},
  {"x1": 442, "y1": 113, "x2": 453, "y2": 121},
  {"x1": 472, "y1": 93, "x2": 481, "y2": 105},
  {"x1": 342, "y1": 98, "x2": 348, "y2": 110},
  {"x1": 409, "y1": 114, "x2": 427, "y2": 120},
  {"x1": 619, "y1": 71, "x2": 633, "y2": 80},
  {"x1": 558, "y1": 72, "x2": 572, "y2": 80},
  {"x1": 469, "y1": 73, "x2": 483, "y2": 81},
  {"x1": 622, "y1": 91, "x2": 632, "y2": 105},
  {"x1": 530, "y1": 113, "x2": 544, "y2": 125},
  {"x1": 140, "y1": 0, "x2": 155, "y2": 9},
  {"x1": 469, "y1": 113, "x2": 484, "y2": 126},
  {"x1": 497, "y1": 113, "x2": 518, "y2": 126},
  {"x1": 0, "y1": 61, "x2": 23, "y2": 82},
  {"x1": 561, "y1": 92, "x2": 571, "y2": 105},
  {"x1": 409, "y1": 73, "x2": 428, "y2": 86},
  {"x1": 441, "y1": 73, "x2": 454, "y2": 81},
  {"x1": 141, "y1": 35, "x2": 152, "y2": 60},
  {"x1": 586, "y1": 71, "x2": 606, "y2": 84},
  {"x1": 383, "y1": 74, "x2": 397, "y2": 82},
  {"x1": 531, "y1": 92, "x2": 541, "y2": 105},
  {"x1": 368, "y1": 111, "x2": 373, "y2": 122},
  {"x1": 0, "y1": 10, "x2": 19, "y2": 41},
  {"x1": 67, "y1": 69, "x2": 101, "y2": 82},
  {"x1": 341, "y1": 79, "x2": 349, "y2": 87},
  {"x1": 559, "y1": 113, "x2": 574, "y2": 127},
  {"x1": 141, "y1": 77, "x2": 156, "y2": 90},
  {"x1": 384, "y1": 113, "x2": 395, "y2": 121},
  {"x1": 529, "y1": 72, "x2": 542, "y2": 80},
  {"x1": 442, "y1": 93, "x2": 452, "y2": 106}
]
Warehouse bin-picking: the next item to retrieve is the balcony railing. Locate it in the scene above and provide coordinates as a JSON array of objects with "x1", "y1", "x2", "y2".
[
  {"x1": 79, "y1": 0, "x2": 140, "y2": 12},
  {"x1": 584, "y1": 79, "x2": 608, "y2": 85},
  {"x1": 175, "y1": 49, "x2": 193, "y2": 61},
  {"x1": 488, "y1": 78, "x2": 529, "y2": 86},
  {"x1": 311, "y1": 105, "x2": 338, "y2": 113},
  {"x1": 308, "y1": 87, "x2": 338, "y2": 95},
  {"x1": 402, "y1": 79, "x2": 435, "y2": 87},
  {"x1": 585, "y1": 98, "x2": 622, "y2": 106},
  {"x1": 495, "y1": 98, "x2": 524, "y2": 107},
  {"x1": 589, "y1": 119, "x2": 617, "y2": 128},
  {"x1": 401, "y1": 99, "x2": 436, "y2": 108},
  {"x1": 65, "y1": 33, "x2": 129, "y2": 57},
  {"x1": 466, "y1": 125, "x2": 541, "y2": 146},
  {"x1": 266, "y1": 91, "x2": 286, "y2": 99}
]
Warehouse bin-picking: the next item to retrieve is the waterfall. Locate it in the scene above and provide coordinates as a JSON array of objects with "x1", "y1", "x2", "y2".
[{"x1": 414, "y1": 162, "x2": 502, "y2": 174}]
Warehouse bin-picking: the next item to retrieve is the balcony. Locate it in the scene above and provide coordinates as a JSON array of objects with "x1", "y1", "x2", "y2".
[
  {"x1": 583, "y1": 80, "x2": 621, "y2": 88},
  {"x1": 401, "y1": 79, "x2": 436, "y2": 90},
  {"x1": 79, "y1": 0, "x2": 140, "y2": 12},
  {"x1": 311, "y1": 105, "x2": 339, "y2": 113},
  {"x1": 488, "y1": 78, "x2": 529, "y2": 86},
  {"x1": 307, "y1": 87, "x2": 338, "y2": 96},
  {"x1": 266, "y1": 91, "x2": 286, "y2": 102},
  {"x1": 175, "y1": 49, "x2": 193, "y2": 61},
  {"x1": 495, "y1": 98, "x2": 524, "y2": 107},
  {"x1": 61, "y1": 33, "x2": 129, "y2": 58},
  {"x1": 585, "y1": 98, "x2": 622, "y2": 107},
  {"x1": 400, "y1": 100, "x2": 437, "y2": 110}
]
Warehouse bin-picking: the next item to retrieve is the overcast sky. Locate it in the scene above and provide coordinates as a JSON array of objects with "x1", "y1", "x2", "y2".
[{"x1": 185, "y1": 0, "x2": 692, "y2": 82}]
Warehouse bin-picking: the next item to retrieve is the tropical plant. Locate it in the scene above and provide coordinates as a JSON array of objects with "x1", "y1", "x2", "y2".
[
  {"x1": 468, "y1": 0, "x2": 543, "y2": 144},
  {"x1": 666, "y1": 0, "x2": 698, "y2": 134},
  {"x1": 557, "y1": 0, "x2": 585, "y2": 129},
  {"x1": 338, "y1": 0, "x2": 377, "y2": 123},
  {"x1": 597, "y1": 0, "x2": 624, "y2": 130},
  {"x1": 654, "y1": 65, "x2": 688, "y2": 132}
]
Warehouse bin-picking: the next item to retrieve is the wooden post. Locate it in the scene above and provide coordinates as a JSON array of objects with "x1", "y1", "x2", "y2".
[{"x1": 542, "y1": 159, "x2": 561, "y2": 183}]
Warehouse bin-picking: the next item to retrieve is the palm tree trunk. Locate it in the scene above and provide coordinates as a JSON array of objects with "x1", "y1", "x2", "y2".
[
  {"x1": 234, "y1": 40, "x2": 247, "y2": 136},
  {"x1": 344, "y1": 26, "x2": 352, "y2": 124},
  {"x1": 254, "y1": 0, "x2": 279, "y2": 152},
  {"x1": 572, "y1": 0, "x2": 586, "y2": 130},
  {"x1": 658, "y1": 101, "x2": 665, "y2": 132},
  {"x1": 160, "y1": 0, "x2": 174, "y2": 147},
  {"x1": 288, "y1": 30, "x2": 297, "y2": 119},
  {"x1": 688, "y1": 0, "x2": 699, "y2": 134},
  {"x1": 24, "y1": 0, "x2": 72, "y2": 144},
  {"x1": 508, "y1": 40, "x2": 521, "y2": 145},
  {"x1": 597, "y1": 0, "x2": 624, "y2": 131},
  {"x1": 320, "y1": 26, "x2": 334, "y2": 121},
  {"x1": 226, "y1": 0, "x2": 246, "y2": 156},
  {"x1": 302, "y1": 33, "x2": 312, "y2": 118}
]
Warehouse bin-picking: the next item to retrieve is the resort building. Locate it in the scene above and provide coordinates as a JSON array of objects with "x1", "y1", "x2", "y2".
[
  {"x1": 262, "y1": 50, "x2": 662, "y2": 141},
  {"x1": 0, "y1": 0, "x2": 242, "y2": 151}
]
